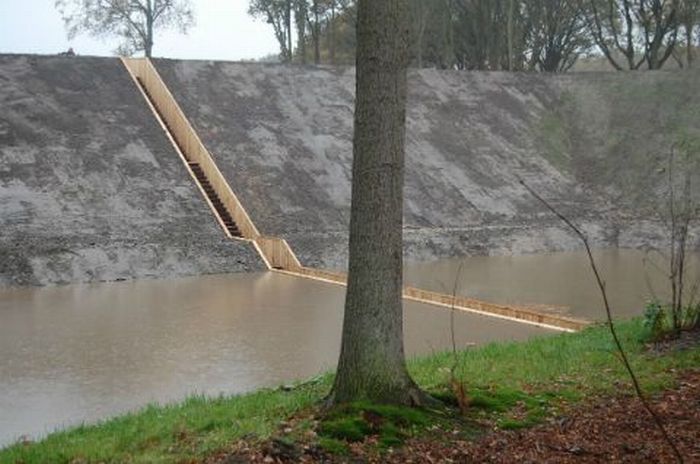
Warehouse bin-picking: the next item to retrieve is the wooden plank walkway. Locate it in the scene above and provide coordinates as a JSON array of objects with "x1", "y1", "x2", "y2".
[
  {"x1": 276, "y1": 267, "x2": 588, "y2": 332},
  {"x1": 122, "y1": 57, "x2": 590, "y2": 334}
]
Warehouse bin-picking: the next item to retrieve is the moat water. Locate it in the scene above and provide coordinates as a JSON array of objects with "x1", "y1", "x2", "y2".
[
  {"x1": 0, "y1": 270, "x2": 546, "y2": 446},
  {"x1": 405, "y1": 248, "x2": 700, "y2": 321},
  {"x1": 1, "y1": 248, "x2": 698, "y2": 446}
]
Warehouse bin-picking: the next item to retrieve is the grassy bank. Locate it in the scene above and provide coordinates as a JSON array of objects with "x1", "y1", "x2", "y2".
[{"x1": 2, "y1": 319, "x2": 698, "y2": 463}]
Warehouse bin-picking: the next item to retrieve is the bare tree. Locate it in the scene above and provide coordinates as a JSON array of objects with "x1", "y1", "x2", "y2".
[
  {"x1": 526, "y1": 0, "x2": 590, "y2": 72},
  {"x1": 409, "y1": 0, "x2": 431, "y2": 68},
  {"x1": 663, "y1": 148, "x2": 699, "y2": 334},
  {"x1": 55, "y1": 0, "x2": 194, "y2": 57},
  {"x1": 507, "y1": 0, "x2": 517, "y2": 70},
  {"x1": 583, "y1": 0, "x2": 681, "y2": 70},
  {"x1": 520, "y1": 179, "x2": 684, "y2": 463},
  {"x1": 324, "y1": 0, "x2": 355, "y2": 64},
  {"x1": 454, "y1": 0, "x2": 509, "y2": 69},
  {"x1": 678, "y1": 0, "x2": 700, "y2": 67},
  {"x1": 328, "y1": 0, "x2": 338, "y2": 63},
  {"x1": 452, "y1": 0, "x2": 530, "y2": 70},
  {"x1": 251, "y1": 0, "x2": 344, "y2": 64},
  {"x1": 294, "y1": 0, "x2": 308, "y2": 63},
  {"x1": 330, "y1": 0, "x2": 432, "y2": 405},
  {"x1": 644, "y1": 147, "x2": 700, "y2": 335},
  {"x1": 407, "y1": 0, "x2": 460, "y2": 69},
  {"x1": 309, "y1": 0, "x2": 324, "y2": 64},
  {"x1": 249, "y1": 0, "x2": 294, "y2": 62}
]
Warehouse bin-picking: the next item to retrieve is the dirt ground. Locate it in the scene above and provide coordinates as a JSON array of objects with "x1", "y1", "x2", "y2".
[
  {"x1": 395, "y1": 371, "x2": 700, "y2": 463},
  {"x1": 212, "y1": 367, "x2": 700, "y2": 463}
]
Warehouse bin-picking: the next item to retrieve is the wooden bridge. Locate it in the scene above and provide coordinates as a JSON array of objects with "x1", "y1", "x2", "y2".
[{"x1": 122, "y1": 57, "x2": 589, "y2": 334}]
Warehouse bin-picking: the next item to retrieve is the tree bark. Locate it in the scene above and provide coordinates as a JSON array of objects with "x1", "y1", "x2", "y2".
[
  {"x1": 286, "y1": 0, "x2": 293, "y2": 62},
  {"x1": 330, "y1": 0, "x2": 428, "y2": 406},
  {"x1": 145, "y1": 0, "x2": 154, "y2": 57},
  {"x1": 295, "y1": 0, "x2": 307, "y2": 64},
  {"x1": 687, "y1": 25, "x2": 693, "y2": 68},
  {"x1": 507, "y1": 0, "x2": 514, "y2": 71},
  {"x1": 444, "y1": 0, "x2": 455, "y2": 68},
  {"x1": 313, "y1": 0, "x2": 321, "y2": 64},
  {"x1": 329, "y1": 0, "x2": 336, "y2": 65}
]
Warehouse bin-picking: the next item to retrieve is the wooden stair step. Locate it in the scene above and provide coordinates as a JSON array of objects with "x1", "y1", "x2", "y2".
[{"x1": 135, "y1": 77, "x2": 244, "y2": 240}]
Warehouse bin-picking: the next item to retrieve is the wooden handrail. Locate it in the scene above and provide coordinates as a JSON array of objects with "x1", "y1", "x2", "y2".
[
  {"x1": 275, "y1": 266, "x2": 589, "y2": 332},
  {"x1": 122, "y1": 57, "x2": 304, "y2": 272},
  {"x1": 256, "y1": 236, "x2": 302, "y2": 271},
  {"x1": 122, "y1": 57, "x2": 261, "y2": 240},
  {"x1": 121, "y1": 57, "x2": 589, "y2": 333}
]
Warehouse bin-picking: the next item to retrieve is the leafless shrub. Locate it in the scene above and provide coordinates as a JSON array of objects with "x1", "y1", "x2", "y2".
[
  {"x1": 643, "y1": 146, "x2": 699, "y2": 338},
  {"x1": 662, "y1": 147, "x2": 698, "y2": 335},
  {"x1": 519, "y1": 178, "x2": 684, "y2": 464}
]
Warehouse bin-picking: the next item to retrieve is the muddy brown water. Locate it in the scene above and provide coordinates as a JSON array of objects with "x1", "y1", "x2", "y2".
[
  {"x1": 405, "y1": 249, "x2": 700, "y2": 321},
  {"x1": 1, "y1": 248, "x2": 697, "y2": 446},
  {"x1": 0, "y1": 271, "x2": 548, "y2": 447}
]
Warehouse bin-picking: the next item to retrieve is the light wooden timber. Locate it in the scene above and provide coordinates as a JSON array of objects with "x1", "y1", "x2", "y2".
[
  {"x1": 121, "y1": 57, "x2": 260, "y2": 240},
  {"x1": 274, "y1": 267, "x2": 589, "y2": 332},
  {"x1": 122, "y1": 57, "x2": 590, "y2": 333},
  {"x1": 256, "y1": 236, "x2": 302, "y2": 271}
]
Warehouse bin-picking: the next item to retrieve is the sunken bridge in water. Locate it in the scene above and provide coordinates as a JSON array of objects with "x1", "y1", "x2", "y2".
[{"x1": 2, "y1": 54, "x2": 699, "y2": 330}]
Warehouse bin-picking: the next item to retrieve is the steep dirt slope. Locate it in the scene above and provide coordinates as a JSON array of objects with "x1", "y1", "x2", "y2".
[
  {"x1": 155, "y1": 60, "x2": 699, "y2": 269},
  {"x1": 2, "y1": 56, "x2": 697, "y2": 285},
  {"x1": 0, "y1": 55, "x2": 263, "y2": 286},
  {"x1": 545, "y1": 71, "x2": 700, "y2": 207}
]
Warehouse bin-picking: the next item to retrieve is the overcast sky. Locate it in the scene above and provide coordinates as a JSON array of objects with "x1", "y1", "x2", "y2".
[{"x1": 0, "y1": 0, "x2": 280, "y2": 61}]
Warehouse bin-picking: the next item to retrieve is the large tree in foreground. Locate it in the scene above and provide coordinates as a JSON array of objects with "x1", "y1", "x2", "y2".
[
  {"x1": 56, "y1": 0, "x2": 194, "y2": 57},
  {"x1": 330, "y1": 0, "x2": 430, "y2": 406}
]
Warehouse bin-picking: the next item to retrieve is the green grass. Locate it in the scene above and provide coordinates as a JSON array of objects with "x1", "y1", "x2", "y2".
[
  {"x1": 317, "y1": 437, "x2": 350, "y2": 456},
  {"x1": 318, "y1": 401, "x2": 431, "y2": 448},
  {"x1": 0, "y1": 381, "x2": 331, "y2": 464},
  {"x1": 2, "y1": 319, "x2": 698, "y2": 463}
]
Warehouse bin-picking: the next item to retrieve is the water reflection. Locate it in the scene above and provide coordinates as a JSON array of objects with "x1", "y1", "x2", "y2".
[{"x1": 404, "y1": 249, "x2": 700, "y2": 320}]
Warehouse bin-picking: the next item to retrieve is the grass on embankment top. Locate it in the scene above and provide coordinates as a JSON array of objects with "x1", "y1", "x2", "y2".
[{"x1": 2, "y1": 319, "x2": 698, "y2": 463}]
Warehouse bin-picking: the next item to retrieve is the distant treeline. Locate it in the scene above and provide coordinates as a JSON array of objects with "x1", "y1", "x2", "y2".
[{"x1": 248, "y1": 0, "x2": 700, "y2": 71}]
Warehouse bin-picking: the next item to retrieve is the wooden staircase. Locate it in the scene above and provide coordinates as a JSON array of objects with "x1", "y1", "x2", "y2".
[
  {"x1": 121, "y1": 57, "x2": 589, "y2": 333},
  {"x1": 188, "y1": 161, "x2": 241, "y2": 237},
  {"x1": 134, "y1": 77, "x2": 243, "y2": 238}
]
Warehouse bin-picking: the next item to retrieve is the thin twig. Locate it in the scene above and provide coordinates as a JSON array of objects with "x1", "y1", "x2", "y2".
[
  {"x1": 519, "y1": 178, "x2": 684, "y2": 464},
  {"x1": 450, "y1": 262, "x2": 465, "y2": 371},
  {"x1": 641, "y1": 253, "x2": 661, "y2": 303},
  {"x1": 449, "y1": 261, "x2": 469, "y2": 414}
]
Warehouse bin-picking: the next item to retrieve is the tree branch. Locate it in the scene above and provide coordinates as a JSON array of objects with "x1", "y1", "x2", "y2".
[{"x1": 519, "y1": 178, "x2": 684, "y2": 464}]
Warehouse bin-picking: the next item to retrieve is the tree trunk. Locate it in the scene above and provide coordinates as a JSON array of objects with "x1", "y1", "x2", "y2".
[
  {"x1": 313, "y1": 0, "x2": 321, "y2": 64},
  {"x1": 286, "y1": 0, "x2": 293, "y2": 62},
  {"x1": 329, "y1": 0, "x2": 336, "y2": 65},
  {"x1": 416, "y1": 19, "x2": 425, "y2": 68},
  {"x1": 687, "y1": 24, "x2": 693, "y2": 68},
  {"x1": 145, "y1": 0, "x2": 154, "y2": 57},
  {"x1": 444, "y1": 0, "x2": 455, "y2": 68},
  {"x1": 413, "y1": 1, "x2": 427, "y2": 68},
  {"x1": 330, "y1": 0, "x2": 428, "y2": 406},
  {"x1": 296, "y1": 0, "x2": 307, "y2": 64},
  {"x1": 507, "y1": 0, "x2": 514, "y2": 71}
]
